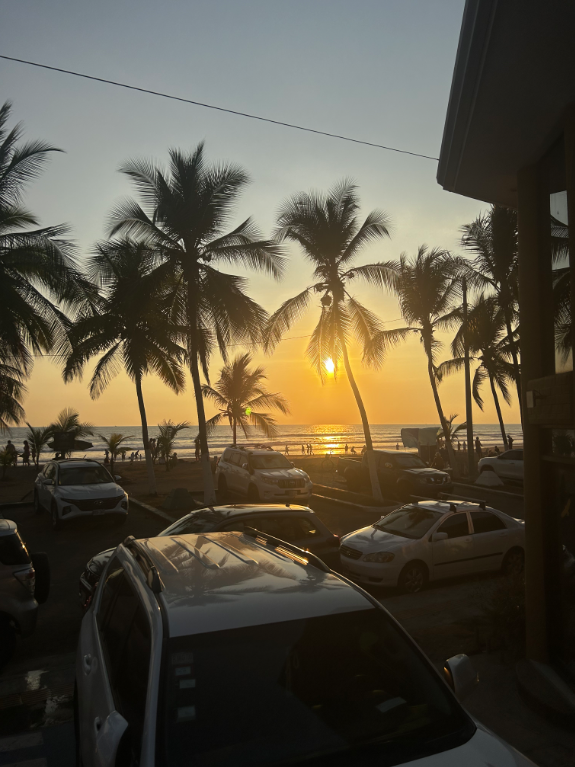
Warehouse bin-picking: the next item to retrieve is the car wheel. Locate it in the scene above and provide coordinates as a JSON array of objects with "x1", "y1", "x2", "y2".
[
  {"x1": 33, "y1": 490, "x2": 43, "y2": 515},
  {"x1": 502, "y1": 547, "x2": 524, "y2": 576},
  {"x1": 247, "y1": 484, "x2": 260, "y2": 502},
  {"x1": 31, "y1": 552, "x2": 50, "y2": 604},
  {"x1": 51, "y1": 502, "x2": 62, "y2": 531},
  {"x1": 0, "y1": 618, "x2": 16, "y2": 671},
  {"x1": 398, "y1": 562, "x2": 428, "y2": 594}
]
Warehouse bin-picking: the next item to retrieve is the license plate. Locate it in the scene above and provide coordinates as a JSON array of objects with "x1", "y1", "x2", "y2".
[
  {"x1": 92, "y1": 509, "x2": 110, "y2": 515},
  {"x1": 287, "y1": 490, "x2": 297, "y2": 496}
]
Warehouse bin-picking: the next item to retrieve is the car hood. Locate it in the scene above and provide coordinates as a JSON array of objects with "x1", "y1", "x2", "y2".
[
  {"x1": 341, "y1": 525, "x2": 411, "y2": 553},
  {"x1": 55, "y1": 482, "x2": 122, "y2": 498},
  {"x1": 403, "y1": 725, "x2": 534, "y2": 766},
  {"x1": 402, "y1": 467, "x2": 449, "y2": 477},
  {"x1": 257, "y1": 468, "x2": 310, "y2": 481}
]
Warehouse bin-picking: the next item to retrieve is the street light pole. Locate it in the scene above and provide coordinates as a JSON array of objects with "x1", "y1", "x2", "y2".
[{"x1": 462, "y1": 277, "x2": 475, "y2": 477}]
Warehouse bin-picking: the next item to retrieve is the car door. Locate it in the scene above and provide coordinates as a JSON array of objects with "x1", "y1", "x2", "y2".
[
  {"x1": 235, "y1": 453, "x2": 251, "y2": 495},
  {"x1": 377, "y1": 454, "x2": 396, "y2": 490},
  {"x1": 470, "y1": 510, "x2": 509, "y2": 572},
  {"x1": 40, "y1": 463, "x2": 56, "y2": 507},
  {"x1": 430, "y1": 512, "x2": 474, "y2": 579},
  {"x1": 494, "y1": 451, "x2": 520, "y2": 479},
  {"x1": 223, "y1": 451, "x2": 240, "y2": 492},
  {"x1": 78, "y1": 556, "x2": 151, "y2": 766}
]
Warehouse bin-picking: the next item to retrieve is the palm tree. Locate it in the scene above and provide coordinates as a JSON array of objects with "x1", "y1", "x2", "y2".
[
  {"x1": 202, "y1": 353, "x2": 289, "y2": 444},
  {"x1": 0, "y1": 101, "x2": 91, "y2": 419},
  {"x1": 443, "y1": 414, "x2": 468, "y2": 444},
  {"x1": 0, "y1": 358, "x2": 26, "y2": 433},
  {"x1": 157, "y1": 420, "x2": 190, "y2": 470},
  {"x1": 98, "y1": 433, "x2": 132, "y2": 474},
  {"x1": 49, "y1": 408, "x2": 94, "y2": 456},
  {"x1": 25, "y1": 423, "x2": 54, "y2": 467},
  {"x1": 437, "y1": 295, "x2": 516, "y2": 449},
  {"x1": 108, "y1": 143, "x2": 284, "y2": 504},
  {"x1": 369, "y1": 246, "x2": 462, "y2": 474},
  {"x1": 265, "y1": 181, "x2": 397, "y2": 502},
  {"x1": 63, "y1": 239, "x2": 186, "y2": 495},
  {"x1": 460, "y1": 205, "x2": 521, "y2": 407}
]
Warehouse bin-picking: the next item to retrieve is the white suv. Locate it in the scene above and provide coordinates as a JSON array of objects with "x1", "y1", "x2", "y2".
[
  {"x1": 75, "y1": 529, "x2": 534, "y2": 767},
  {"x1": 34, "y1": 458, "x2": 128, "y2": 530},
  {"x1": 216, "y1": 446, "x2": 313, "y2": 502}
]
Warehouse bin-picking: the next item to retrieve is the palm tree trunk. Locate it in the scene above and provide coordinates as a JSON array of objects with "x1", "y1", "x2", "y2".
[
  {"x1": 135, "y1": 375, "x2": 157, "y2": 496},
  {"x1": 503, "y1": 308, "x2": 522, "y2": 419},
  {"x1": 489, "y1": 374, "x2": 509, "y2": 450},
  {"x1": 190, "y1": 350, "x2": 217, "y2": 504},
  {"x1": 233, "y1": 418, "x2": 237, "y2": 446},
  {"x1": 426, "y1": 351, "x2": 459, "y2": 477},
  {"x1": 340, "y1": 336, "x2": 384, "y2": 503}
]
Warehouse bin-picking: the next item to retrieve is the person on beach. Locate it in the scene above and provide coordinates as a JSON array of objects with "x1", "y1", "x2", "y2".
[
  {"x1": 395, "y1": 443, "x2": 399, "y2": 450},
  {"x1": 285, "y1": 445, "x2": 290, "y2": 455},
  {"x1": 301, "y1": 444, "x2": 305, "y2": 455},
  {"x1": 345, "y1": 444, "x2": 348, "y2": 453},
  {"x1": 351, "y1": 446, "x2": 356, "y2": 454},
  {"x1": 5, "y1": 440, "x2": 16, "y2": 466},
  {"x1": 31, "y1": 446, "x2": 36, "y2": 465},
  {"x1": 463, "y1": 441, "x2": 466, "y2": 451},
  {"x1": 361, "y1": 445, "x2": 366, "y2": 455},
  {"x1": 475, "y1": 436, "x2": 482, "y2": 458},
  {"x1": 507, "y1": 434, "x2": 514, "y2": 450},
  {"x1": 22, "y1": 440, "x2": 30, "y2": 467}
]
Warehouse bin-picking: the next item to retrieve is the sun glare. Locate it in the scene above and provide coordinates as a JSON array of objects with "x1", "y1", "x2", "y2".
[{"x1": 324, "y1": 357, "x2": 335, "y2": 374}]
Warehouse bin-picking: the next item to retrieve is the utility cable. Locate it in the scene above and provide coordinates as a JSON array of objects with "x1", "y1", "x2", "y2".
[{"x1": 0, "y1": 54, "x2": 439, "y2": 161}]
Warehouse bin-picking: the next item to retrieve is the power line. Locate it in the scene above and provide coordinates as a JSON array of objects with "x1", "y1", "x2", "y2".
[{"x1": 0, "y1": 54, "x2": 440, "y2": 161}]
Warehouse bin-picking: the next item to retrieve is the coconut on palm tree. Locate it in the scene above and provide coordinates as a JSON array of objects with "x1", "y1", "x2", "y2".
[
  {"x1": 202, "y1": 353, "x2": 289, "y2": 445},
  {"x1": 460, "y1": 206, "x2": 521, "y2": 407},
  {"x1": 157, "y1": 420, "x2": 190, "y2": 470},
  {"x1": 265, "y1": 181, "x2": 397, "y2": 502},
  {"x1": 63, "y1": 239, "x2": 186, "y2": 495},
  {"x1": 0, "y1": 101, "x2": 92, "y2": 422},
  {"x1": 98, "y1": 433, "x2": 132, "y2": 474},
  {"x1": 25, "y1": 423, "x2": 54, "y2": 467},
  {"x1": 108, "y1": 143, "x2": 284, "y2": 504},
  {"x1": 437, "y1": 295, "x2": 516, "y2": 450},
  {"x1": 369, "y1": 246, "x2": 462, "y2": 474}
]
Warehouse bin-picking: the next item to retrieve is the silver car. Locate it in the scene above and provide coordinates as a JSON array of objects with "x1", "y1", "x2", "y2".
[
  {"x1": 75, "y1": 529, "x2": 534, "y2": 766},
  {"x1": 478, "y1": 449, "x2": 524, "y2": 482},
  {"x1": 340, "y1": 501, "x2": 525, "y2": 593}
]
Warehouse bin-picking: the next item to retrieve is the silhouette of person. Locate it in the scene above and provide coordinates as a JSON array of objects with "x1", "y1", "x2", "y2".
[{"x1": 507, "y1": 434, "x2": 514, "y2": 450}]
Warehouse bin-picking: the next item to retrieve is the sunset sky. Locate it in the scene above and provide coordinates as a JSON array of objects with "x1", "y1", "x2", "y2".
[{"x1": 1, "y1": 0, "x2": 521, "y2": 428}]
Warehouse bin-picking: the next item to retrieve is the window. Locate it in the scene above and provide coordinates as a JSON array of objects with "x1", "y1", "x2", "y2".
[
  {"x1": 160, "y1": 610, "x2": 473, "y2": 767},
  {"x1": 500, "y1": 450, "x2": 522, "y2": 461},
  {"x1": 291, "y1": 516, "x2": 319, "y2": 540},
  {"x1": 161, "y1": 510, "x2": 223, "y2": 536},
  {"x1": 250, "y1": 454, "x2": 292, "y2": 469},
  {"x1": 59, "y1": 465, "x2": 112, "y2": 485},
  {"x1": 44, "y1": 464, "x2": 56, "y2": 480},
  {"x1": 97, "y1": 560, "x2": 151, "y2": 758},
  {"x1": 390, "y1": 454, "x2": 426, "y2": 469},
  {"x1": 470, "y1": 511, "x2": 506, "y2": 534},
  {"x1": 437, "y1": 514, "x2": 469, "y2": 539},
  {"x1": 221, "y1": 449, "x2": 232, "y2": 463},
  {"x1": 228, "y1": 452, "x2": 243, "y2": 466},
  {"x1": 373, "y1": 507, "x2": 443, "y2": 540}
]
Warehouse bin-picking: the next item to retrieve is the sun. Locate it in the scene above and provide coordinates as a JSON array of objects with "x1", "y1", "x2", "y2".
[{"x1": 324, "y1": 357, "x2": 335, "y2": 374}]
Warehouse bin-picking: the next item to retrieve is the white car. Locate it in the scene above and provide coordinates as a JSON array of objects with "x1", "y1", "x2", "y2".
[
  {"x1": 340, "y1": 501, "x2": 525, "y2": 593},
  {"x1": 75, "y1": 528, "x2": 534, "y2": 766},
  {"x1": 34, "y1": 458, "x2": 128, "y2": 530},
  {"x1": 478, "y1": 449, "x2": 524, "y2": 481},
  {"x1": 216, "y1": 446, "x2": 313, "y2": 502}
]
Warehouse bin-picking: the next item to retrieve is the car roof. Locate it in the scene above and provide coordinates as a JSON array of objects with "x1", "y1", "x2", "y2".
[
  {"x1": 225, "y1": 446, "x2": 283, "y2": 455},
  {"x1": 137, "y1": 531, "x2": 370, "y2": 638},
  {"x1": 408, "y1": 499, "x2": 507, "y2": 516},
  {"x1": 0, "y1": 519, "x2": 17, "y2": 537},
  {"x1": 192, "y1": 504, "x2": 311, "y2": 519},
  {"x1": 52, "y1": 459, "x2": 102, "y2": 468}
]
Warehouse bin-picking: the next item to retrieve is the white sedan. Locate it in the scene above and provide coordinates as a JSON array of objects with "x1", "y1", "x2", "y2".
[
  {"x1": 340, "y1": 501, "x2": 525, "y2": 593},
  {"x1": 478, "y1": 449, "x2": 524, "y2": 481}
]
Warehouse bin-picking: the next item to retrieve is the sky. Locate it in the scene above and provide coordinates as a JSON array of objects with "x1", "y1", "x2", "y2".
[{"x1": 1, "y1": 0, "x2": 521, "y2": 428}]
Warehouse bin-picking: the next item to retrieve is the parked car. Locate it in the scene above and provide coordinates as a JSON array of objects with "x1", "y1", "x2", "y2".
[
  {"x1": 216, "y1": 446, "x2": 313, "y2": 502},
  {"x1": 478, "y1": 449, "x2": 524, "y2": 482},
  {"x1": 337, "y1": 450, "x2": 452, "y2": 499},
  {"x1": 0, "y1": 519, "x2": 50, "y2": 669},
  {"x1": 75, "y1": 528, "x2": 534, "y2": 766},
  {"x1": 78, "y1": 504, "x2": 340, "y2": 610},
  {"x1": 340, "y1": 500, "x2": 525, "y2": 593},
  {"x1": 34, "y1": 458, "x2": 129, "y2": 530}
]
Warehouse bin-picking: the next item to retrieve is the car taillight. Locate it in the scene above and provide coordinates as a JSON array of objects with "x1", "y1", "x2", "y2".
[
  {"x1": 333, "y1": 534, "x2": 340, "y2": 545},
  {"x1": 14, "y1": 567, "x2": 35, "y2": 595}
]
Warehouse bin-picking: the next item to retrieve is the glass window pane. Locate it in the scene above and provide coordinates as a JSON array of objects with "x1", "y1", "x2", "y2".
[
  {"x1": 437, "y1": 514, "x2": 469, "y2": 539},
  {"x1": 470, "y1": 511, "x2": 506, "y2": 534}
]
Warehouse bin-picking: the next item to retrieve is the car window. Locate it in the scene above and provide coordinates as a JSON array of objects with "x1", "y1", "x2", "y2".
[
  {"x1": 221, "y1": 449, "x2": 232, "y2": 463},
  {"x1": 44, "y1": 464, "x2": 56, "y2": 480},
  {"x1": 470, "y1": 511, "x2": 506, "y2": 534},
  {"x1": 161, "y1": 510, "x2": 222, "y2": 536},
  {"x1": 373, "y1": 507, "x2": 443, "y2": 539},
  {"x1": 437, "y1": 514, "x2": 470, "y2": 539},
  {"x1": 499, "y1": 450, "x2": 521, "y2": 461},
  {"x1": 390, "y1": 454, "x2": 427, "y2": 469},
  {"x1": 250, "y1": 454, "x2": 293, "y2": 469},
  {"x1": 97, "y1": 559, "x2": 151, "y2": 757},
  {"x1": 290, "y1": 516, "x2": 319, "y2": 540},
  {"x1": 58, "y1": 465, "x2": 112, "y2": 485},
  {"x1": 228, "y1": 452, "x2": 243, "y2": 466}
]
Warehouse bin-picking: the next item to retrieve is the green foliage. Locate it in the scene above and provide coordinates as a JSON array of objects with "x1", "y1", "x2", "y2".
[
  {"x1": 157, "y1": 420, "x2": 190, "y2": 471},
  {"x1": 50, "y1": 408, "x2": 94, "y2": 439},
  {"x1": 98, "y1": 432, "x2": 132, "y2": 472},
  {"x1": 202, "y1": 353, "x2": 289, "y2": 442},
  {"x1": 25, "y1": 423, "x2": 53, "y2": 466}
]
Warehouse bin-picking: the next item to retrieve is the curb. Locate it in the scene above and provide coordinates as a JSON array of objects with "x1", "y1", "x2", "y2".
[{"x1": 130, "y1": 498, "x2": 178, "y2": 523}]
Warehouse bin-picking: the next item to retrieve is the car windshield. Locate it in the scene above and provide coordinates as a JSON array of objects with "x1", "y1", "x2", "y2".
[
  {"x1": 251, "y1": 454, "x2": 293, "y2": 470},
  {"x1": 161, "y1": 510, "x2": 223, "y2": 536},
  {"x1": 374, "y1": 507, "x2": 443, "y2": 539},
  {"x1": 58, "y1": 465, "x2": 112, "y2": 486},
  {"x1": 389, "y1": 454, "x2": 427, "y2": 469},
  {"x1": 160, "y1": 609, "x2": 472, "y2": 767}
]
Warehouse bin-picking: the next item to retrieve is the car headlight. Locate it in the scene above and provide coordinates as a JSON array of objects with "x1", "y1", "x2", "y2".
[
  {"x1": 418, "y1": 477, "x2": 429, "y2": 484},
  {"x1": 261, "y1": 476, "x2": 280, "y2": 486},
  {"x1": 363, "y1": 551, "x2": 395, "y2": 563}
]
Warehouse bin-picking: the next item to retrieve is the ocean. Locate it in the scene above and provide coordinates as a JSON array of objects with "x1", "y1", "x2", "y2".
[{"x1": 5, "y1": 423, "x2": 523, "y2": 463}]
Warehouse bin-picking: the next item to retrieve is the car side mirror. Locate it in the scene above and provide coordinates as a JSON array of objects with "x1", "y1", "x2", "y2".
[
  {"x1": 95, "y1": 710, "x2": 129, "y2": 764},
  {"x1": 443, "y1": 654, "x2": 478, "y2": 700},
  {"x1": 44, "y1": 478, "x2": 54, "y2": 486},
  {"x1": 114, "y1": 475, "x2": 121, "y2": 481},
  {"x1": 432, "y1": 532, "x2": 448, "y2": 542},
  {"x1": 242, "y1": 462, "x2": 248, "y2": 470}
]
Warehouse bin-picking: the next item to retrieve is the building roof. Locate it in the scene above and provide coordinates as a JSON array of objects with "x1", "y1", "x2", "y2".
[
  {"x1": 437, "y1": 0, "x2": 575, "y2": 207},
  {"x1": 142, "y1": 531, "x2": 370, "y2": 638}
]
